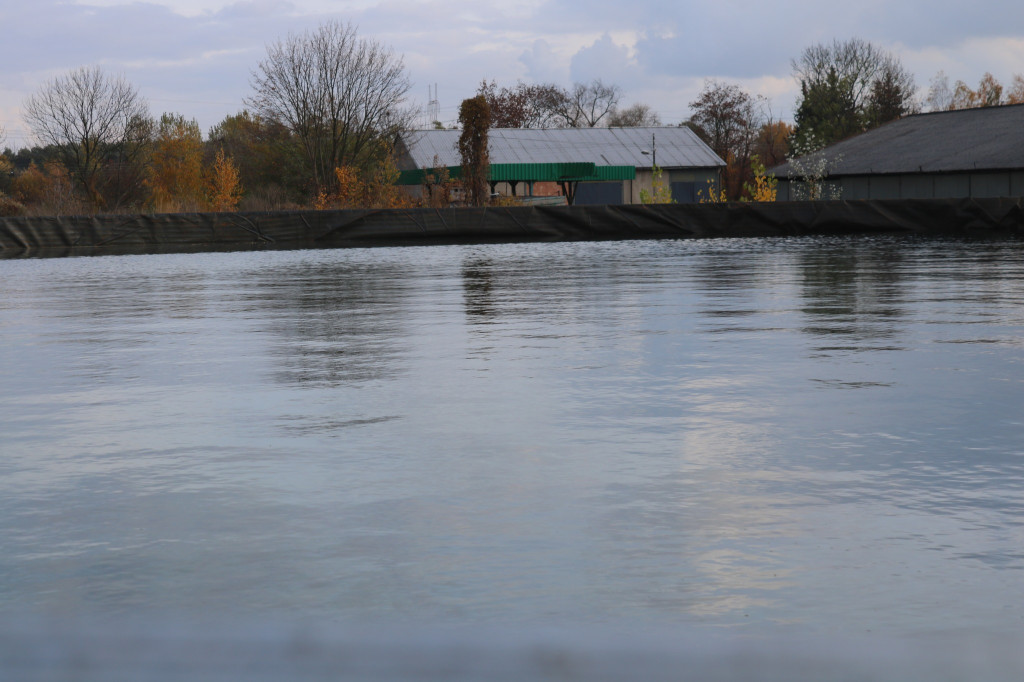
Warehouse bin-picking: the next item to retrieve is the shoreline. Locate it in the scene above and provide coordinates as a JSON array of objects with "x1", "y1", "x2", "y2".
[{"x1": 1, "y1": 198, "x2": 1022, "y2": 259}]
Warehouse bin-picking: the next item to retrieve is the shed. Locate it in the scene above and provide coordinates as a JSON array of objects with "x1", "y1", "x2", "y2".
[
  {"x1": 395, "y1": 127, "x2": 725, "y2": 205},
  {"x1": 772, "y1": 104, "x2": 1024, "y2": 201}
]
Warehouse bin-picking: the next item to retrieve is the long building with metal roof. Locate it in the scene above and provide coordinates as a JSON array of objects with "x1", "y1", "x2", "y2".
[
  {"x1": 395, "y1": 127, "x2": 725, "y2": 205},
  {"x1": 772, "y1": 104, "x2": 1024, "y2": 201}
]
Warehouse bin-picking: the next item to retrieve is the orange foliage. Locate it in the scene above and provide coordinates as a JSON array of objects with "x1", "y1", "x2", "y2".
[
  {"x1": 1006, "y1": 75, "x2": 1024, "y2": 105},
  {"x1": 149, "y1": 113, "x2": 205, "y2": 211},
  {"x1": 362, "y1": 154, "x2": 413, "y2": 209},
  {"x1": 12, "y1": 162, "x2": 48, "y2": 205},
  {"x1": 206, "y1": 149, "x2": 243, "y2": 212},
  {"x1": 950, "y1": 73, "x2": 1005, "y2": 109},
  {"x1": 333, "y1": 166, "x2": 363, "y2": 208},
  {"x1": 12, "y1": 161, "x2": 81, "y2": 214},
  {"x1": 315, "y1": 156, "x2": 412, "y2": 210},
  {"x1": 755, "y1": 121, "x2": 793, "y2": 168}
]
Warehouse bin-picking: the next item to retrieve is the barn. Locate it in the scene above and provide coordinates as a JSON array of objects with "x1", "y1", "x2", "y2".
[
  {"x1": 394, "y1": 127, "x2": 725, "y2": 205},
  {"x1": 773, "y1": 104, "x2": 1024, "y2": 201}
]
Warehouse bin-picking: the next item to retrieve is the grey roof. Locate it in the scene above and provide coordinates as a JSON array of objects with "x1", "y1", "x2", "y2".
[
  {"x1": 773, "y1": 104, "x2": 1024, "y2": 178},
  {"x1": 397, "y1": 127, "x2": 725, "y2": 171}
]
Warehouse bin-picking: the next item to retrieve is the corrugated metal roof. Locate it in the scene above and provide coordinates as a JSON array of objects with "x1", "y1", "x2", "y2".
[
  {"x1": 398, "y1": 127, "x2": 725, "y2": 171},
  {"x1": 772, "y1": 104, "x2": 1024, "y2": 178}
]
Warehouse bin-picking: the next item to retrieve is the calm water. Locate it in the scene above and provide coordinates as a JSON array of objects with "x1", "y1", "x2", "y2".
[{"x1": 2, "y1": 236, "x2": 1024, "y2": 638}]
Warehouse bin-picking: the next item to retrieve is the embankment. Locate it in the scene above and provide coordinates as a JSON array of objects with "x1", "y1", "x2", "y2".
[{"x1": 1, "y1": 198, "x2": 1022, "y2": 258}]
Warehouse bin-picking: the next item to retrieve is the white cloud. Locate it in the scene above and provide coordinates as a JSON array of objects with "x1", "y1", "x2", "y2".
[
  {"x1": 569, "y1": 34, "x2": 638, "y2": 85},
  {"x1": 899, "y1": 36, "x2": 1024, "y2": 86},
  {"x1": 520, "y1": 40, "x2": 567, "y2": 84}
]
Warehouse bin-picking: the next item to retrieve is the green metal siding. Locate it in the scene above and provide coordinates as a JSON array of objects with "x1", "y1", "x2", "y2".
[{"x1": 398, "y1": 162, "x2": 635, "y2": 185}]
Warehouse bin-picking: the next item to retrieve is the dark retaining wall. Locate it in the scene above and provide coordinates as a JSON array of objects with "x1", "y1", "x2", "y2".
[{"x1": 2, "y1": 198, "x2": 1023, "y2": 259}]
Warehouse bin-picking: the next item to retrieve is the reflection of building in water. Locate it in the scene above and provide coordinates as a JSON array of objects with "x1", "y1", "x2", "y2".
[{"x1": 798, "y1": 244, "x2": 908, "y2": 343}]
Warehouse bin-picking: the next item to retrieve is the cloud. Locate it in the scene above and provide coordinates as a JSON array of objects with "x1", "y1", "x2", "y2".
[
  {"x1": 5, "y1": 0, "x2": 1024, "y2": 140},
  {"x1": 569, "y1": 34, "x2": 638, "y2": 85},
  {"x1": 520, "y1": 40, "x2": 567, "y2": 84}
]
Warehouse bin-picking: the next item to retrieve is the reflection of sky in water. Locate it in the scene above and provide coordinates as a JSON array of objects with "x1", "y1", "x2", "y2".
[{"x1": 1, "y1": 237, "x2": 1024, "y2": 636}]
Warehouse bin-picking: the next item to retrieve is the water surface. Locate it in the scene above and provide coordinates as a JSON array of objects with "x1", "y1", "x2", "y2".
[{"x1": 2, "y1": 236, "x2": 1024, "y2": 638}]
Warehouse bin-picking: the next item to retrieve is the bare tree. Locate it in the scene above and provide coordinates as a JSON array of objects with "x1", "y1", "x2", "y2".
[
  {"x1": 791, "y1": 38, "x2": 915, "y2": 146},
  {"x1": 23, "y1": 66, "x2": 150, "y2": 209},
  {"x1": 249, "y1": 20, "x2": 414, "y2": 193},
  {"x1": 793, "y1": 39, "x2": 877, "y2": 105},
  {"x1": 927, "y1": 71, "x2": 1024, "y2": 110},
  {"x1": 553, "y1": 79, "x2": 622, "y2": 127},
  {"x1": 686, "y1": 80, "x2": 766, "y2": 199},
  {"x1": 925, "y1": 72, "x2": 954, "y2": 112},
  {"x1": 607, "y1": 103, "x2": 661, "y2": 127},
  {"x1": 477, "y1": 80, "x2": 565, "y2": 128}
]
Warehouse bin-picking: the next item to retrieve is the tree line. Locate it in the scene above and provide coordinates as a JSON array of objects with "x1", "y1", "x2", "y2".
[
  {"x1": 682, "y1": 39, "x2": 1024, "y2": 200},
  {"x1": 1, "y1": 20, "x2": 415, "y2": 217},
  {"x1": 467, "y1": 38, "x2": 1024, "y2": 202},
  {"x1": 3, "y1": 28, "x2": 1023, "y2": 215}
]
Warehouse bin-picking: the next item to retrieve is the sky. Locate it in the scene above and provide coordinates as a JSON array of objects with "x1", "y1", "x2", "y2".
[{"x1": 3, "y1": 0, "x2": 1024, "y2": 149}]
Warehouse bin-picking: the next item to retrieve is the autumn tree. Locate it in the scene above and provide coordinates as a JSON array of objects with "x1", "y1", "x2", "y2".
[
  {"x1": 477, "y1": 80, "x2": 565, "y2": 128},
  {"x1": 149, "y1": 113, "x2": 205, "y2": 211},
  {"x1": 1007, "y1": 75, "x2": 1024, "y2": 105},
  {"x1": 791, "y1": 39, "x2": 916, "y2": 148},
  {"x1": 952, "y1": 73, "x2": 1004, "y2": 109},
  {"x1": 316, "y1": 166, "x2": 363, "y2": 209},
  {"x1": 926, "y1": 71, "x2": 1024, "y2": 111},
  {"x1": 754, "y1": 120, "x2": 793, "y2": 168},
  {"x1": 742, "y1": 156, "x2": 778, "y2": 202},
  {"x1": 362, "y1": 152, "x2": 412, "y2": 209},
  {"x1": 11, "y1": 162, "x2": 48, "y2": 206},
  {"x1": 248, "y1": 20, "x2": 414, "y2": 195},
  {"x1": 23, "y1": 66, "x2": 150, "y2": 210},
  {"x1": 11, "y1": 161, "x2": 81, "y2": 215},
  {"x1": 207, "y1": 110, "x2": 306, "y2": 208},
  {"x1": 607, "y1": 103, "x2": 661, "y2": 127},
  {"x1": 315, "y1": 152, "x2": 410, "y2": 210},
  {"x1": 421, "y1": 156, "x2": 453, "y2": 208},
  {"x1": 458, "y1": 95, "x2": 490, "y2": 206},
  {"x1": 0, "y1": 137, "x2": 12, "y2": 197},
  {"x1": 687, "y1": 80, "x2": 764, "y2": 199},
  {"x1": 205, "y1": 149, "x2": 243, "y2": 211}
]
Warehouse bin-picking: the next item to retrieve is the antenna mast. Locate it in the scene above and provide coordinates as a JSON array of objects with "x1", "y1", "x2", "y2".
[{"x1": 427, "y1": 84, "x2": 440, "y2": 128}]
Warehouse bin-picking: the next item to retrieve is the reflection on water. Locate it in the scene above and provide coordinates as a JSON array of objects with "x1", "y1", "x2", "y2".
[
  {"x1": 2, "y1": 236, "x2": 1024, "y2": 636},
  {"x1": 249, "y1": 260, "x2": 413, "y2": 387}
]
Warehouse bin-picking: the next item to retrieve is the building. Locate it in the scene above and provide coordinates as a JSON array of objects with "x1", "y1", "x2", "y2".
[
  {"x1": 395, "y1": 127, "x2": 725, "y2": 205},
  {"x1": 773, "y1": 104, "x2": 1024, "y2": 201}
]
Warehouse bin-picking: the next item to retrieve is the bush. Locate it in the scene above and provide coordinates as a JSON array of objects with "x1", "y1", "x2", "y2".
[{"x1": 0, "y1": 193, "x2": 26, "y2": 217}]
